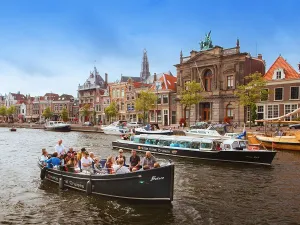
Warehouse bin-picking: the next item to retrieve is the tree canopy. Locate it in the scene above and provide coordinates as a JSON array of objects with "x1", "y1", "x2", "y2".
[
  {"x1": 104, "y1": 102, "x2": 118, "y2": 122},
  {"x1": 235, "y1": 72, "x2": 268, "y2": 128},
  {"x1": 61, "y1": 107, "x2": 69, "y2": 122},
  {"x1": 180, "y1": 81, "x2": 204, "y2": 126},
  {"x1": 135, "y1": 90, "x2": 157, "y2": 125},
  {"x1": 0, "y1": 106, "x2": 7, "y2": 117},
  {"x1": 42, "y1": 106, "x2": 53, "y2": 119},
  {"x1": 81, "y1": 104, "x2": 91, "y2": 117},
  {"x1": 6, "y1": 106, "x2": 16, "y2": 116}
]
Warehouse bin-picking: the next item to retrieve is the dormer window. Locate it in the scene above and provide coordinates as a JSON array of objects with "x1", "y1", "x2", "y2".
[{"x1": 272, "y1": 68, "x2": 285, "y2": 80}]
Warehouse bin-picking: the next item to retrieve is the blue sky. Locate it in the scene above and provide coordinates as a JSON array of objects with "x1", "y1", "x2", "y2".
[{"x1": 0, "y1": 0, "x2": 299, "y2": 97}]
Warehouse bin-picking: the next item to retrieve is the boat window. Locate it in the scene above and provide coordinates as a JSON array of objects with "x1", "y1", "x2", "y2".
[
  {"x1": 148, "y1": 139, "x2": 158, "y2": 145},
  {"x1": 139, "y1": 137, "x2": 146, "y2": 144},
  {"x1": 232, "y1": 141, "x2": 239, "y2": 149},
  {"x1": 133, "y1": 137, "x2": 140, "y2": 143},
  {"x1": 191, "y1": 142, "x2": 200, "y2": 149},
  {"x1": 239, "y1": 141, "x2": 247, "y2": 148},
  {"x1": 200, "y1": 142, "x2": 212, "y2": 149},
  {"x1": 160, "y1": 140, "x2": 172, "y2": 147},
  {"x1": 197, "y1": 131, "x2": 206, "y2": 134},
  {"x1": 179, "y1": 141, "x2": 191, "y2": 148},
  {"x1": 224, "y1": 144, "x2": 231, "y2": 150}
]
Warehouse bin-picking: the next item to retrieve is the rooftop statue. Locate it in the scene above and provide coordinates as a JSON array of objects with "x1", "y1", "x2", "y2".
[{"x1": 200, "y1": 31, "x2": 213, "y2": 50}]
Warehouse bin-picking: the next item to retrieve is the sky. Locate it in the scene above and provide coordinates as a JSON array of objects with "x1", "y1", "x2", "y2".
[{"x1": 0, "y1": 0, "x2": 300, "y2": 97}]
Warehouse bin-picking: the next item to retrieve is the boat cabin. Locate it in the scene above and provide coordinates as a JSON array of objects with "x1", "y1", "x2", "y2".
[
  {"x1": 221, "y1": 139, "x2": 248, "y2": 151},
  {"x1": 133, "y1": 134, "x2": 218, "y2": 151}
]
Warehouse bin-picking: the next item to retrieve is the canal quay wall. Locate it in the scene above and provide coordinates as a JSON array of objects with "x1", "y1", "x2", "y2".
[
  {"x1": 0, "y1": 123, "x2": 185, "y2": 135},
  {"x1": 0, "y1": 123, "x2": 104, "y2": 133}
]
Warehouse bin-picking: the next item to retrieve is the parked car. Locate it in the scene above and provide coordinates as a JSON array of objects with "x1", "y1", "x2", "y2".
[
  {"x1": 289, "y1": 124, "x2": 300, "y2": 129},
  {"x1": 83, "y1": 121, "x2": 94, "y2": 126},
  {"x1": 127, "y1": 122, "x2": 143, "y2": 127}
]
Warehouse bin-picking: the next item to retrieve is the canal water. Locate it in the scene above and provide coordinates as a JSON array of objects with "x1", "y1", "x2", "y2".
[{"x1": 0, "y1": 127, "x2": 300, "y2": 225}]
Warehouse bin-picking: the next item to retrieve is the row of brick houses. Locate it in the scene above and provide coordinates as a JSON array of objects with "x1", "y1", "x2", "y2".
[{"x1": 0, "y1": 92, "x2": 78, "y2": 122}]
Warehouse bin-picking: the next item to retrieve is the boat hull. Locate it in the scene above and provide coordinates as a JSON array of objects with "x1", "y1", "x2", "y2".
[
  {"x1": 184, "y1": 132, "x2": 228, "y2": 139},
  {"x1": 255, "y1": 135, "x2": 300, "y2": 151},
  {"x1": 103, "y1": 129, "x2": 128, "y2": 135},
  {"x1": 112, "y1": 140, "x2": 276, "y2": 165},
  {"x1": 38, "y1": 163, "x2": 174, "y2": 201},
  {"x1": 44, "y1": 125, "x2": 71, "y2": 132}
]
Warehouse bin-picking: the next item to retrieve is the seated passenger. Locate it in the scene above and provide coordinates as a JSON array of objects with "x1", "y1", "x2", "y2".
[
  {"x1": 115, "y1": 158, "x2": 130, "y2": 174},
  {"x1": 115, "y1": 149, "x2": 126, "y2": 166},
  {"x1": 81, "y1": 151, "x2": 93, "y2": 173},
  {"x1": 105, "y1": 156, "x2": 115, "y2": 174},
  {"x1": 170, "y1": 142, "x2": 175, "y2": 147},
  {"x1": 142, "y1": 151, "x2": 157, "y2": 169},
  {"x1": 66, "y1": 147, "x2": 76, "y2": 161},
  {"x1": 40, "y1": 148, "x2": 49, "y2": 164},
  {"x1": 46, "y1": 152, "x2": 61, "y2": 169},
  {"x1": 77, "y1": 148, "x2": 86, "y2": 171},
  {"x1": 129, "y1": 150, "x2": 141, "y2": 171},
  {"x1": 93, "y1": 157, "x2": 102, "y2": 173},
  {"x1": 66, "y1": 158, "x2": 76, "y2": 172}
]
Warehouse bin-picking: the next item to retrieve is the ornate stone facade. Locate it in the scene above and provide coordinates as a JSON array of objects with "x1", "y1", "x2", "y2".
[{"x1": 175, "y1": 35, "x2": 265, "y2": 124}]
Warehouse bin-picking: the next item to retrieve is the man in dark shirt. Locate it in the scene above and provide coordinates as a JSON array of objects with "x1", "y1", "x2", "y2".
[{"x1": 129, "y1": 150, "x2": 141, "y2": 171}]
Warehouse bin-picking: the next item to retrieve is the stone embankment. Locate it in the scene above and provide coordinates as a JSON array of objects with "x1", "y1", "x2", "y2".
[
  {"x1": 0, "y1": 123, "x2": 103, "y2": 133},
  {"x1": 0, "y1": 123, "x2": 186, "y2": 135}
]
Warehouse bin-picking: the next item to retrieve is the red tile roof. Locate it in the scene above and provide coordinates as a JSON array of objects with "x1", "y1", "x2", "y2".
[
  {"x1": 133, "y1": 82, "x2": 151, "y2": 88},
  {"x1": 149, "y1": 74, "x2": 177, "y2": 91},
  {"x1": 264, "y1": 56, "x2": 300, "y2": 80},
  {"x1": 11, "y1": 93, "x2": 26, "y2": 100}
]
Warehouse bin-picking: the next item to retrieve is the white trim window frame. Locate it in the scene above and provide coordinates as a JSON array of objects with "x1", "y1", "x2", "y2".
[{"x1": 274, "y1": 87, "x2": 284, "y2": 101}]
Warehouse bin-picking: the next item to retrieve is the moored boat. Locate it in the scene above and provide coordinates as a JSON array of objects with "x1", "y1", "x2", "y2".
[
  {"x1": 135, "y1": 128, "x2": 173, "y2": 135},
  {"x1": 44, "y1": 121, "x2": 71, "y2": 132},
  {"x1": 112, "y1": 134, "x2": 277, "y2": 165},
  {"x1": 102, "y1": 121, "x2": 129, "y2": 135},
  {"x1": 184, "y1": 124, "x2": 238, "y2": 139},
  {"x1": 38, "y1": 161, "x2": 174, "y2": 202},
  {"x1": 250, "y1": 132, "x2": 300, "y2": 151}
]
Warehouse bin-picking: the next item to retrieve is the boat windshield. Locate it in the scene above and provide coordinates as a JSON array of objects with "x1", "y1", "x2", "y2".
[{"x1": 200, "y1": 142, "x2": 212, "y2": 150}]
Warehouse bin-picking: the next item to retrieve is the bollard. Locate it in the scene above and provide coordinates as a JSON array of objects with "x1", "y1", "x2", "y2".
[
  {"x1": 86, "y1": 180, "x2": 92, "y2": 195},
  {"x1": 59, "y1": 177, "x2": 64, "y2": 189}
]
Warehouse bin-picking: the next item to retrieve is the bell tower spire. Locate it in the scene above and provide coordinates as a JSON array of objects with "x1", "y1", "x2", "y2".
[{"x1": 140, "y1": 49, "x2": 151, "y2": 83}]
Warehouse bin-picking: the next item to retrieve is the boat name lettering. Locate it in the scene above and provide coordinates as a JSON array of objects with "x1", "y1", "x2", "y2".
[
  {"x1": 66, "y1": 180, "x2": 85, "y2": 189},
  {"x1": 47, "y1": 174, "x2": 59, "y2": 181},
  {"x1": 246, "y1": 156, "x2": 260, "y2": 159},
  {"x1": 150, "y1": 176, "x2": 164, "y2": 181}
]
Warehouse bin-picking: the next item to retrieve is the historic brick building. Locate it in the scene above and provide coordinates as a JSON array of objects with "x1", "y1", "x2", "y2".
[
  {"x1": 174, "y1": 33, "x2": 265, "y2": 124},
  {"x1": 256, "y1": 56, "x2": 300, "y2": 121},
  {"x1": 77, "y1": 67, "x2": 108, "y2": 123},
  {"x1": 148, "y1": 72, "x2": 177, "y2": 126}
]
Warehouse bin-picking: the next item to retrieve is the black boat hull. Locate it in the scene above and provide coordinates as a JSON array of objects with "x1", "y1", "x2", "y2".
[
  {"x1": 44, "y1": 126, "x2": 71, "y2": 132},
  {"x1": 38, "y1": 163, "x2": 174, "y2": 201},
  {"x1": 112, "y1": 141, "x2": 277, "y2": 165}
]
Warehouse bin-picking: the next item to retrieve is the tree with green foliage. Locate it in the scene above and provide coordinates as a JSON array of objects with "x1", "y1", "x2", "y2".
[
  {"x1": 81, "y1": 104, "x2": 91, "y2": 122},
  {"x1": 0, "y1": 106, "x2": 7, "y2": 122},
  {"x1": 235, "y1": 72, "x2": 268, "y2": 129},
  {"x1": 61, "y1": 107, "x2": 69, "y2": 122},
  {"x1": 42, "y1": 106, "x2": 53, "y2": 120},
  {"x1": 135, "y1": 90, "x2": 157, "y2": 125},
  {"x1": 180, "y1": 81, "x2": 204, "y2": 127},
  {"x1": 104, "y1": 102, "x2": 118, "y2": 123},
  {"x1": 6, "y1": 106, "x2": 16, "y2": 116}
]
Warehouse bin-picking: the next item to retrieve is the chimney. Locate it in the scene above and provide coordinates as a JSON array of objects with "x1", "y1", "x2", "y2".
[
  {"x1": 105, "y1": 73, "x2": 108, "y2": 85},
  {"x1": 298, "y1": 63, "x2": 300, "y2": 72},
  {"x1": 153, "y1": 73, "x2": 157, "y2": 82},
  {"x1": 257, "y1": 54, "x2": 262, "y2": 60}
]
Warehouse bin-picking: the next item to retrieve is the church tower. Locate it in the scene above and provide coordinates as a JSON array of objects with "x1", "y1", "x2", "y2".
[{"x1": 140, "y1": 49, "x2": 151, "y2": 83}]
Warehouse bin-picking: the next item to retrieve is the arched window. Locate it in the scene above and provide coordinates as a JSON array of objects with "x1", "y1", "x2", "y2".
[
  {"x1": 203, "y1": 70, "x2": 212, "y2": 91},
  {"x1": 226, "y1": 104, "x2": 234, "y2": 118}
]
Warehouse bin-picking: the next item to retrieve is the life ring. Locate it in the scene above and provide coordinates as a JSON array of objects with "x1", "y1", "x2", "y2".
[{"x1": 40, "y1": 167, "x2": 46, "y2": 180}]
